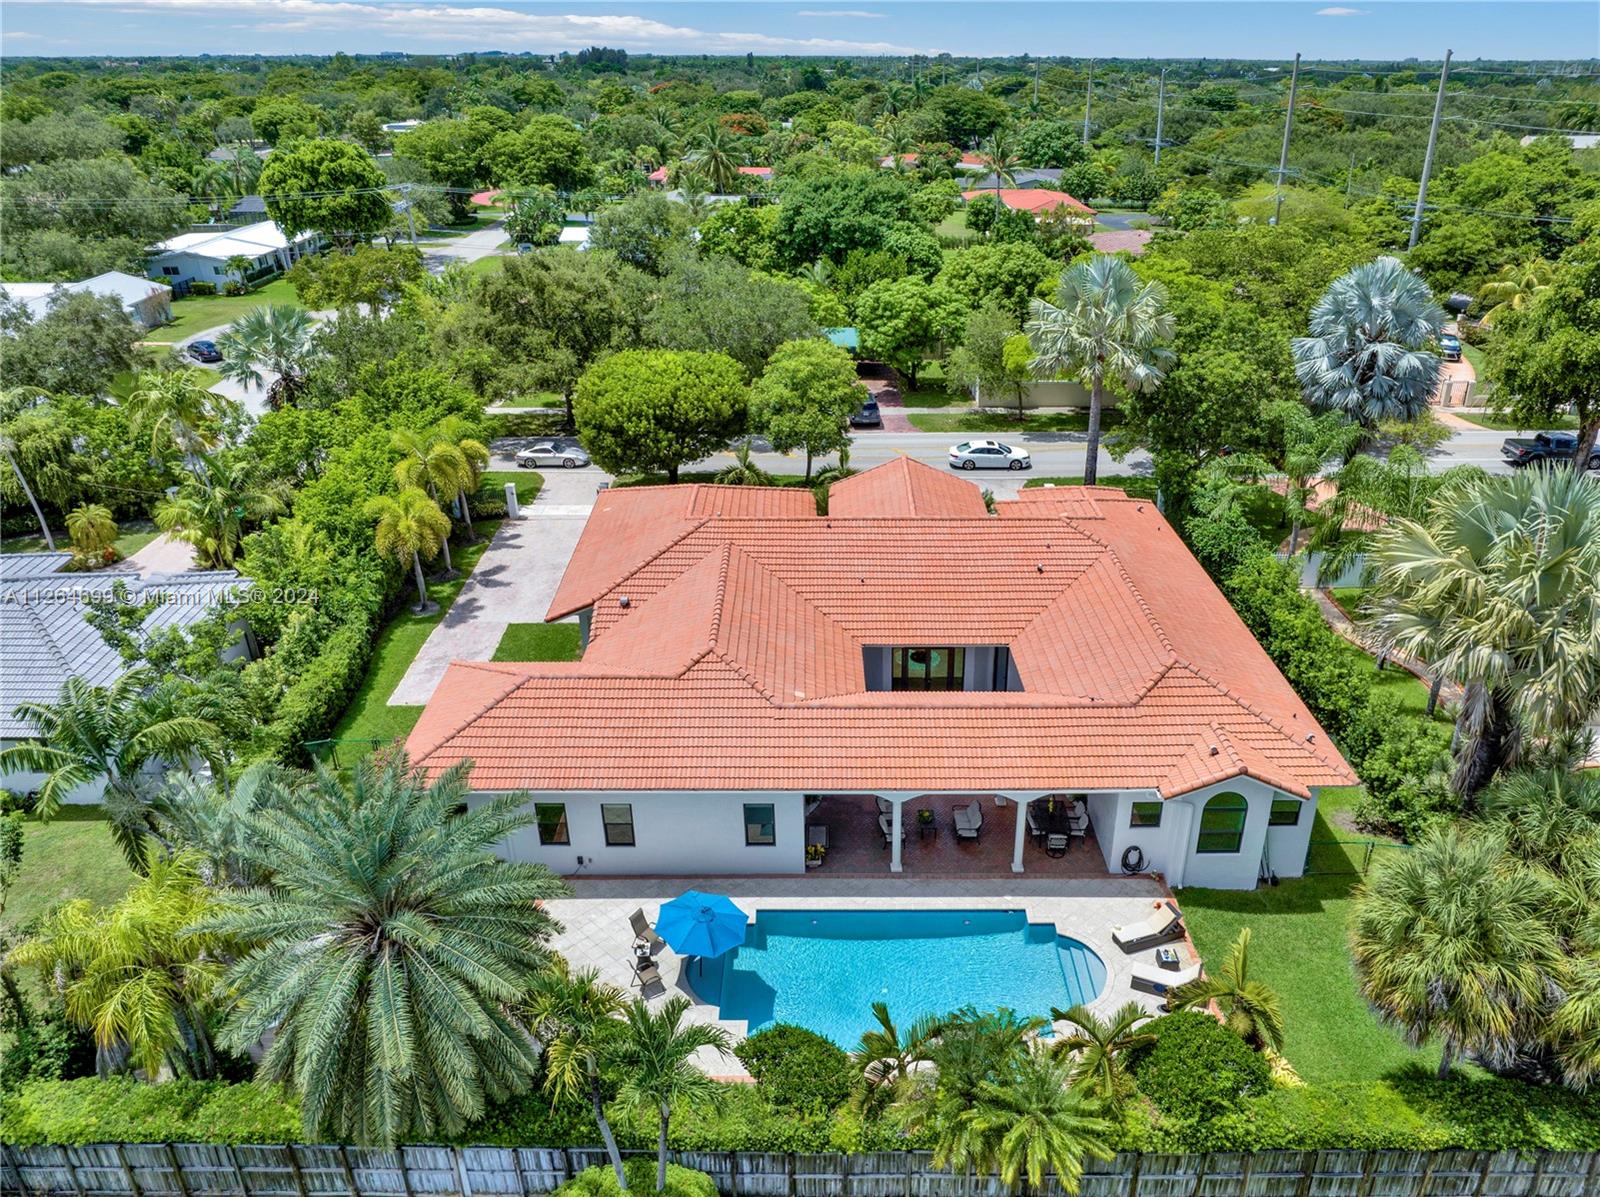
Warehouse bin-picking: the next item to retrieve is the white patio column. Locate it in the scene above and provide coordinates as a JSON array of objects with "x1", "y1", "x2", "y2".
[
  {"x1": 1011, "y1": 793, "x2": 1029, "y2": 873},
  {"x1": 890, "y1": 798, "x2": 904, "y2": 874}
]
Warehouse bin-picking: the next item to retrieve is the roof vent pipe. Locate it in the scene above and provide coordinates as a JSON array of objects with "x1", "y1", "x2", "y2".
[
  {"x1": 619, "y1": 596, "x2": 631, "y2": 608},
  {"x1": 1209, "y1": 745, "x2": 1219, "y2": 756}
]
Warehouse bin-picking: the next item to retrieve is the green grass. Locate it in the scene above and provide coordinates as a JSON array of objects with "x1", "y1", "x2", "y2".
[
  {"x1": 1022, "y1": 474, "x2": 1162, "y2": 499},
  {"x1": 613, "y1": 470, "x2": 812, "y2": 489},
  {"x1": 462, "y1": 254, "x2": 509, "y2": 277},
  {"x1": 146, "y1": 278, "x2": 302, "y2": 343},
  {"x1": 1460, "y1": 342, "x2": 1488, "y2": 381},
  {"x1": 907, "y1": 409, "x2": 1125, "y2": 434},
  {"x1": 1451, "y1": 410, "x2": 1579, "y2": 432},
  {"x1": 491, "y1": 622, "x2": 583, "y2": 662},
  {"x1": 934, "y1": 211, "x2": 978, "y2": 244},
  {"x1": 419, "y1": 211, "x2": 503, "y2": 239},
  {"x1": 6, "y1": 806, "x2": 137, "y2": 928},
  {"x1": 0, "y1": 523, "x2": 159, "y2": 558},
  {"x1": 479, "y1": 470, "x2": 542, "y2": 507},
  {"x1": 900, "y1": 389, "x2": 967, "y2": 409}
]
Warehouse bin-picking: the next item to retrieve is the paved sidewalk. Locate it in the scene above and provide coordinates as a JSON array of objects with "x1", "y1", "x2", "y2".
[
  {"x1": 124, "y1": 533, "x2": 196, "y2": 575},
  {"x1": 388, "y1": 468, "x2": 602, "y2": 706}
]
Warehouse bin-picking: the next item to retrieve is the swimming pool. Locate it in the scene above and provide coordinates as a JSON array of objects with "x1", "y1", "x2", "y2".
[{"x1": 710, "y1": 908, "x2": 1106, "y2": 1047}]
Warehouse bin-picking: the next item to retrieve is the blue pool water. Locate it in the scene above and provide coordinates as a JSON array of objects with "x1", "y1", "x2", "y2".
[{"x1": 710, "y1": 909, "x2": 1106, "y2": 1047}]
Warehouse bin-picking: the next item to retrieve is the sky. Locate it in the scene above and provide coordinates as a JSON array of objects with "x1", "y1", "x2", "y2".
[{"x1": 1, "y1": 0, "x2": 1596, "y2": 62}]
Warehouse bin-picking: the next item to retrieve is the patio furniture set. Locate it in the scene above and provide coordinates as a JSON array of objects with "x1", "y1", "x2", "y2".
[
  {"x1": 628, "y1": 890, "x2": 751, "y2": 993},
  {"x1": 1026, "y1": 798, "x2": 1088, "y2": 857},
  {"x1": 1109, "y1": 899, "x2": 1202, "y2": 1002}
]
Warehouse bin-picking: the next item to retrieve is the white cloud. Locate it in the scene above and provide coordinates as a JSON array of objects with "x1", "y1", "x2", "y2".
[
  {"x1": 1315, "y1": 6, "x2": 1368, "y2": 14},
  {"x1": 20, "y1": 0, "x2": 929, "y2": 53},
  {"x1": 3, "y1": 29, "x2": 46, "y2": 38},
  {"x1": 795, "y1": 9, "x2": 886, "y2": 17}
]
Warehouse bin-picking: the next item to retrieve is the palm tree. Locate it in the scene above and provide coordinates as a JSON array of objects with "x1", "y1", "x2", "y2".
[
  {"x1": 0, "y1": 671, "x2": 220, "y2": 868},
  {"x1": 1364, "y1": 469, "x2": 1600, "y2": 796},
  {"x1": 1026, "y1": 254, "x2": 1175, "y2": 485},
  {"x1": 433, "y1": 415, "x2": 492, "y2": 543},
  {"x1": 154, "y1": 453, "x2": 290, "y2": 568},
  {"x1": 692, "y1": 123, "x2": 742, "y2": 194},
  {"x1": 977, "y1": 129, "x2": 1021, "y2": 202},
  {"x1": 66, "y1": 502, "x2": 118, "y2": 557},
  {"x1": 125, "y1": 369, "x2": 239, "y2": 461},
  {"x1": 1478, "y1": 259, "x2": 1554, "y2": 327},
  {"x1": 963, "y1": 1047, "x2": 1114, "y2": 1196},
  {"x1": 203, "y1": 754, "x2": 568, "y2": 1147},
  {"x1": 150, "y1": 761, "x2": 306, "y2": 889},
  {"x1": 1292, "y1": 257, "x2": 1446, "y2": 428},
  {"x1": 713, "y1": 440, "x2": 774, "y2": 486},
  {"x1": 222, "y1": 254, "x2": 254, "y2": 290},
  {"x1": 391, "y1": 429, "x2": 470, "y2": 571},
  {"x1": 366, "y1": 487, "x2": 452, "y2": 613},
  {"x1": 608, "y1": 996, "x2": 733, "y2": 1191},
  {"x1": 1171, "y1": 928, "x2": 1286, "y2": 1053},
  {"x1": 1046, "y1": 1001, "x2": 1154, "y2": 1109},
  {"x1": 853, "y1": 1001, "x2": 942, "y2": 1111},
  {"x1": 216, "y1": 304, "x2": 316, "y2": 410},
  {"x1": 1478, "y1": 766, "x2": 1600, "y2": 878},
  {"x1": 1351, "y1": 825, "x2": 1563, "y2": 1078},
  {"x1": 527, "y1": 960, "x2": 630, "y2": 1188},
  {"x1": 1272, "y1": 401, "x2": 1362, "y2": 553},
  {"x1": 1, "y1": 412, "x2": 57, "y2": 548},
  {"x1": 8, "y1": 850, "x2": 226, "y2": 1079}
]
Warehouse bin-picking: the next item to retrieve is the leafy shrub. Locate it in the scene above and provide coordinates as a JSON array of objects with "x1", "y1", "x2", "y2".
[
  {"x1": 0, "y1": 1000, "x2": 95, "y2": 1091},
  {"x1": 187, "y1": 280, "x2": 217, "y2": 296},
  {"x1": 556, "y1": 1161, "x2": 716, "y2": 1197},
  {"x1": 256, "y1": 614, "x2": 375, "y2": 763},
  {"x1": 1184, "y1": 506, "x2": 1264, "y2": 582},
  {"x1": 0, "y1": 1079, "x2": 301, "y2": 1146},
  {"x1": 1129, "y1": 1012, "x2": 1272, "y2": 1120},
  {"x1": 0, "y1": 788, "x2": 35, "y2": 815},
  {"x1": 467, "y1": 498, "x2": 508, "y2": 521},
  {"x1": 1351, "y1": 693, "x2": 1457, "y2": 840},
  {"x1": 734, "y1": 1024, "x2": 855, "y2": 1114}
]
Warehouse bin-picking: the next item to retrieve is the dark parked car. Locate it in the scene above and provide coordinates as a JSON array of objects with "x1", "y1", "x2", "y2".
[
  {"x1": 187, "y1": 340, "x2": 222, "y2": 363},
  {"x1": 1501, "y1": 431, "x2": 1600, "y2": 471},
  {"x1": 850, "y1": 401, "x2": 882, "y2": 429},
  {"x1": 1438, "y1": 333, "x2": 1461, "y2": 362}
]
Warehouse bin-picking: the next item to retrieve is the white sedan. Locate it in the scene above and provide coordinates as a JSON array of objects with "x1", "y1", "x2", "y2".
[
  {"x1": 949, "y1": 440, "x2": 1031, "y2": 471},
  {"x1": 515, "y1": 442, "x2": 591, "y2": 469}
]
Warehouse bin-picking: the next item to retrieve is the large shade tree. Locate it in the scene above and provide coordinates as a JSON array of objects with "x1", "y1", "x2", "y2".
[
  {"x1": 748, "y1": 337, "x2": 862, "y2": 480},
  {"x1": 1291, "y1": 256, "x2": 1445, "y2": 428},
  {"x1": 259, "y1": 139, "x2": 392, "y2": 249},
  {"x1": 204, "y1": 755, "x2": 568, "y2": 1147},
  {"x1": 574, "y1": 349, "x2": 747, "y2": 483},
  {"x1": 1026, "y1": 254, "x2": 1175, "y2": 485}
]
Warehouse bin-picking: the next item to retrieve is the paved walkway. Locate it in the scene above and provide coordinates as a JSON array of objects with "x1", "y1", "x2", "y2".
[
  {"x1": 1313, "y1": 588, "x2": 1463, "y2": 710},
  {"x1": 388, "y1": 467, "x2": 604, "y2": 706},
  {"x1": 124, "y1": 533, "x2": 196, "y2": 575}
]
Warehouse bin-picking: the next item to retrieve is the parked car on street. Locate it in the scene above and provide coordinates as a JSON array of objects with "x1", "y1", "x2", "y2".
[
  {"x1": 949, "y1": 440, "x2": 1031, "y2": 471},
  {"x1": 850, "y1": 401, "x2": 882, "y2": 429},
  {"x1": 1501, "y1": 431, "x2": 1600, "y2": 471},
  {"x1": 516, "y1": 442, "x2": 591, "y2": 469},
  {"x1": 1438, "y1": 333, "x2": 1461, "y2": 362},
  {"x1": 187, "y1": 340, "x2": 222, "y2": 363}
]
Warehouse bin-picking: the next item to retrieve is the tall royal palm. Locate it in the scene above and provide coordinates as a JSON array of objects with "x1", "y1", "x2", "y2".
[
  {"x1": 154, "y1": 453, "x2": 290, "y2": 568},
  {"x1": 526, "y1": 961, "x2": 630, "y2": 1188},
  {"x1": 216, "y1": 304, "x2": 317, "y2": 410},
  {"x1": 1171, "y1": 927, "x2": 1286, "y2": 1053},
  {"x1": 366, "y1": 487, "x2": 452, "y2": 612},
  {"x1": 1364, "y1": 469, "x2": 1600, "y2": 796},
  {"x1": 963, "y1": 1047, "x2": 1114, "y2": 1196},
  {"x1": 1047, "y1": 1001, "x2": 1154, "y2": 1109},
  {"x1": 0, "y1": 671, "x2": 220, "y2": 869},
  {"x1": 608, "y1": 996, "x2": 733, "y2": 1191},
  {"x1": 1351, "y1": 826, "x2": 1562, "y2": 1079},
  {"x1": 1292, "y1": 257, "x2": 1445, "y2": 427},
  {"x1": 204, "y1": 754, "x2": 568, "y2": 1147},
  {"x1": 691, "y1": 123, "x2": 742, "y2": 194},
  {"x1": 1026, "y1": 254, "x2": 1174, "y2": 485}
]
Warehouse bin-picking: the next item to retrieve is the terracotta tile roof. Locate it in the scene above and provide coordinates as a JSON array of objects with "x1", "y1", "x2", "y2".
[
  {"x1": 828, "y1": 457, "x2": 989, "y2": 519},
  {"x1": 409, "y1": 463, "x2": 1356, "y2": 798},
  {"x1": 962, "y1": 188, "x2": 1096, "y2": 215}
]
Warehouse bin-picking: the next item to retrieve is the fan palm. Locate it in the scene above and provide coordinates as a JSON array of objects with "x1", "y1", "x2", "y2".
[
  {"x1": 1046, "y1": 1001, "x2": 1154, "y2": 1108},
  {"x1": 1478, "y1": 259, "x2": 1554, "y2": 327},
  {"x1": 203, "y1": 754, "x2": 567, "y2": 1147},
  {"x1": 526, "y1": 960, "x2": 630, "y2": 1188},
  {"x1": 366, "y1": 487, "x2": 452, "y2": 612},
  {"x1": 216, "y1": 304, "x2": 316, "y2": 410},
  {"x1": 0, "y1": 671, "x2": 220, "y2": 866},
  {"x1": 692, "y1": 123, "x2": 742, "y2": 194},
  {"x1": 150, "y1": 761, "x2": 307, "y2": 889},
  {"x1": 963, "y1": 1047, "x2": 1114, "y2": 1196},
  {"x1": 1477, "y1": 766, "x2": 1600, "y2": 878},
  {"x1": 1026, "y1": 254, "x2": 1175, "y2": 484},
  {"x1": 1292, "y1": 257, "x2": 1446, "y2": 427},
  {"x1": 1364, "y1": 469, "x2": 1600, "y2": 796},
  {"x1": 154, "y1": 453, "x2": 290, "y2": 568},
  {"x1": 7, "y1": 850, "x2": 226, "y2": 1079},
  {"x1": 66, "y1": 503, "x2": 118, "y2": 555},
  {"x1": 1171, "y1": 927, "x2": 1286, "y2": 1052},
  {"x1": 1351, "y1": 825, "x2": 1564, "y2": 1078},
  {"x1": 125, "y1": 369, "x2": 240, "y2": 460},
  {"x1": 608, "y1": 995, "x2": 733, "y2": 1191}
]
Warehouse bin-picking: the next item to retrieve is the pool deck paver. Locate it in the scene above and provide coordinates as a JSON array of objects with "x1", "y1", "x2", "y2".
[{"x1": 545, "y1": 875, "x2": 1194, "y2": 1076}]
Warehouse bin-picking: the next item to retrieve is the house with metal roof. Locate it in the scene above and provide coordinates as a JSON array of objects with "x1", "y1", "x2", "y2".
[
  {"x1": 0, "y1": 553, "x2": 253, "y2": 804},
  {"x1": 406, "y1": 459, "x2": 1353, "y2": 889},
  {"x1": 1, "y1": 272, "x2": 173, "y2": 332},
  {"x1": 147, "y1": 219, "x2": 325, "y2": 291}
]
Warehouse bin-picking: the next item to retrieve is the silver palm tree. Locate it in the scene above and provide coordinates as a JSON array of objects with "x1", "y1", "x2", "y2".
[
  {"x1": 1292, "y1": 257, "x2": 1446, "y2": 428},
  {"x1": 1026, "y1": 254, "x2": 1175, "y2": 485},
  {"x1": 216, "y1": 304, "x2": 317, "y2": 411}
]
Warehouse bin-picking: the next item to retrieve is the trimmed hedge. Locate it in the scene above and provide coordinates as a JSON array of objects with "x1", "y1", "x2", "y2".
[
  {"x1": 0, "y1": 1079, "x2": 301, "y2": 1146},
  {"x1": 555, "y1": 1161, "x2": 715, "y2": 1197},
  {"x1": 1129, "y1": 1012, "x2": 1272, "y2": 1121},
  {"x1": 733, "y1": 1024, "x2": 856, "y2": 1115}
]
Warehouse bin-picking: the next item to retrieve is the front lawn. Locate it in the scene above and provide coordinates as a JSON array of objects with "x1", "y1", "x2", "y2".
[
  {"x1": 491, "y1": 622, "x2": 582, "y2": 662},
  {"x1": 462, "y1": 254, "x2": 509, "y2": 277},
  {"x1": 0, "y1": 523, "x2": 159, "y2": 558},
  {"x1": 146, "y1": 278, "x2": 302, "y2": 344},
  {"x1": 1451, "y1": 410, "x2": 1578, "y2": 432},
  {"x1": 5, "y1": 806, "x2": 136, "y2": 929},
  {"x1": 1022, "y1": 474, "x2": 1161, "y2": 499},
  {"x1": 907, "y1": 409, "x2": 1123, "y2": 434}
]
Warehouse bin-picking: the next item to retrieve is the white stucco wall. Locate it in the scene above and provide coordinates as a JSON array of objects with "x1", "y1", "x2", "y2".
[{"x1": 476, "y1": 789, "x2": 808, "y2": 876}]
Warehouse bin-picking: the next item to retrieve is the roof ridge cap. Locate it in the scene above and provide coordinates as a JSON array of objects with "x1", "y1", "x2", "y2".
[
  {"x1": 1098, "y1": 544, "x2": 1176, "y2": 657},
  {"x1": 14, "y1": 602, "x2": 73, "y2": 676},
  {"x1": 580, "y1": 517, "x2": 709, "y2": 625},
  {"x1": 706, "y1": 647, "x2": 781, "y2": 704},
  {"x1": 408, "y1": 668, "x2": 532, "y2": 765},
  {"x1": 708, "y1": 543, "x2": 733, "y2": 652},
  {"x1": 1168, "y1": 659, "x2": 1350, "y2": 777}
]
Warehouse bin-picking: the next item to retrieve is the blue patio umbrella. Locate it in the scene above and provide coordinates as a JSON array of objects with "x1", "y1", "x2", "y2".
[{"x1": 655, "y1": 890, "x2": 748, "y2": 961}]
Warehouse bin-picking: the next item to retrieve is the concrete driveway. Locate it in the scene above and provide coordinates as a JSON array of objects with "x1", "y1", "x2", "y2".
[
  {"x1": 419, "y1": 219, "x2": 510, "y2": 273},
  {"x1": 388, "y1": 466, "x2": 607, "y2": 706}
]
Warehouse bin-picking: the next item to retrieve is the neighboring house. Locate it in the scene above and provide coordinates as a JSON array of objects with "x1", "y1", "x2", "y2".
[
  {"x1": 1519, "y1": 133, "x2": 1599, "y2": 150},
  {"x1": 0, "y1": 553, "x2": 253, "y2": 805},
  {"x1": 1, "y1": 272, "x2": 173, "y2": 332},
  {"x1": 407, "y1": 458, "x2": 1354, "y2": 890},
  {"x1": 557, "y1": 225, "x2": 591, "y2": 250},
  {"x1": 147, "y1": 220, "x2": 325, "y2": 290},
  {"x1": 962, "y1": 188, "x2": 1097, "y2": 221},
  {"x1": 879, "y1": 152, "x2": 989, "y2": 171},
  {"x1": 205, "y1": 144, "x2": 271, "y2": 163},
  {"x1": 647, "y1": 164, "x2": 773, "y2": 186},
  {"x1": 227, "y1": 194, "x2": 269, "y2": 220},
  {"x1": 382, "y1": 119, "x2": 425, "y2": 135},
  {"x1": 967, "y1": 168, "x2": 1065, "y2": 190}
]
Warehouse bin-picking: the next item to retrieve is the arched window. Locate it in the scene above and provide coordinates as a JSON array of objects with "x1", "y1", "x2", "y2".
[{"x1": 1196, "y1": 791, "x2": 1248, "y2": 854}]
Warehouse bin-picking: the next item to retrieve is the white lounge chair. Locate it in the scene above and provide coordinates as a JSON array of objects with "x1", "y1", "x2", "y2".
[
  {"x1": 879, "y1": 813, "x2": 905, "y2": 846},
  {"x1": 953, "y1": 802, "x2": 983, "y2": 840},
  {"x1": 1111, "y1": 900, "x2": 1185, "y2": 954},
  {"x1": 1129, "y1": 959, "x2": 1202, "y2": 998}
]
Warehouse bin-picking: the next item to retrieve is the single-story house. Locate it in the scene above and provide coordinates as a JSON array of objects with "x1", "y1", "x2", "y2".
[
  {"x1": 962, "y1": 188, "x2": 1096, "y2": 218},
  {"x1": 0, "y1": 553, "x2": 253, "y2": 805},
  {"x1": 205, "y1": 145, "x2": 271, "y2": 163},
  {"x1": 879, "y1": 152, "x2": 989, "y2": 171},
  {"x1": 227, "y1": 195, "x2": 269, "y2": 220},
  {"x1": 147, "y1": 220, "x2": 325, "y2": 290},
  {"x1": 823, "y1": 326, "x2": 860, "y2": 353},
  {"x1": 0, "y1": 272, "x2": 172, "y2": 331},
  {"x1": 967, "y1": 168, "x2": 1064, "y2": 190},
  {"x1": 647, "y1": 164, "x2": 772, "y2": 186},
  {"x1": 383, "y1": 119, "x2": 425, "y2": 136},
  {"x1": 407, "y1": 458, "x2": 1353, "y2": 890}
]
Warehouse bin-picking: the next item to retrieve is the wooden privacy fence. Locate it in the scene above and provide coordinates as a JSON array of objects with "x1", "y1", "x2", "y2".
[{"x1": 5, "y1": 1145, "x2": 1600, "y2": 1197}]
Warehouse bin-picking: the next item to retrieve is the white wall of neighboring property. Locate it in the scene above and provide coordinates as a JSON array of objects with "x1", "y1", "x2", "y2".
[{"x1": 476, "y1": 789, "x2": 808, "y2": 876}]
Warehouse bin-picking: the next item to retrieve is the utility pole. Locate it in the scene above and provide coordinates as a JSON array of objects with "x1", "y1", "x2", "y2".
[
  {"x1": 1272, "y1": 52, "x2": 1301, "y2": 227},
  {"x1": 1082, "y1": 59, "x2": 1095, "y2": 146},
  {"x1": 1153, "y1": 68, "x2": 1167, "y2": 166},
  {"x1": 1345, "y1": 150, "x2": 1356, "y2": 207},
  {"x1": 1409, "y1": 49, "x2": 1453, "y2": 250},
  {"x1": 399, "y1": 183, "x2": 418, "y2": 246},
  {"x1": 1033, "y1": 61, "x2": 1040, "y2": 109}
]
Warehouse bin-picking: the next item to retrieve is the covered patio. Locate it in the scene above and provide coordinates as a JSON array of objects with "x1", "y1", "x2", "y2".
[{"x1": 805, "y1": 793, "x2": 1104, "y2": 878}]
